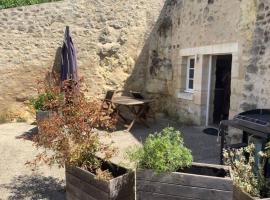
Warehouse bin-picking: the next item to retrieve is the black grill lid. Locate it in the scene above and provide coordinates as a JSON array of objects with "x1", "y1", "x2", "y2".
[{"x1": 234, "y1": 109, "x2": 270, "y2": 133}]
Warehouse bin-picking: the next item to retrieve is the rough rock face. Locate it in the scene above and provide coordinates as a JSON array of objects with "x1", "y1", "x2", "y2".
[
  {"x1": 0, "y1": 0, "x2": 165, "y2": 119},
  {"x1": 241, "y1": 1, "x2": 270, "y2": 111}
]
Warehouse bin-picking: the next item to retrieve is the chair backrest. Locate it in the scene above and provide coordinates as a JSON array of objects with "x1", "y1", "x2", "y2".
[
  {"x1": 130, "y1": 91, "x2": 144, "y2": 99},
  {"x1": 104, "y1": 90, "x2": 115, "y2": 101}
]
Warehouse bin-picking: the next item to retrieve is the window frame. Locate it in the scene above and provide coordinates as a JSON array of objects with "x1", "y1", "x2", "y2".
[{"x1": 185, "y1": 56, "x2": 195, "y2": 93}]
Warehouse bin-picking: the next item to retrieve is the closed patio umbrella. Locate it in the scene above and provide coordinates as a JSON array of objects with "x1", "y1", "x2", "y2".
[{"x1": 61, "y1": 26, "x2": 79, "y2": 92}]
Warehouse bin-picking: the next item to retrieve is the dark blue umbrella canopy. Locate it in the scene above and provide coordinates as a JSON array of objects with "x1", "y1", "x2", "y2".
[{"x1": 61, "y1": 26, "x2": 78, "y2": 90}]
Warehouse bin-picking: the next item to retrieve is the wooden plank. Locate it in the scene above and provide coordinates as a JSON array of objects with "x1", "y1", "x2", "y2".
[
  {"x1": 66, "y1": 171, "x2": 109, "y2": 200},
  {"x1": 66, "y1": 183, "x2": 96, "y2": 200},
  {"x1": 233, "y1": 186, "x2": 270, "y2": 200},
  {"x1": 233, "y1": 186, "x2": 257, "y2": 200},
  {"x1": 109, "y1": 171, "x2": 135, "y2": 200},
  {"x1": 136, "y1": 170, "x2": 233, "y2": 191},
  {"x1": 66, "y1": 165, "x2": 109, "y2": 192},
  {"x1": 66, "y1": 191, "x2": 79, "y2": 200},
  {"x1": 112, "y1": 96, "x2": 153, "y2": 105},
  {"x1": 137, "y1": 191, "x2": 201, "y2": 200},
  {"x1": 181, "y1": 163, "x2": 231, "y2": 179},
  {"x1": 192, "y1": 162, "x2": 230, "y2": 171},
  {"x1": 137, "y1": 180, "x2": 233, "y2": 200}
]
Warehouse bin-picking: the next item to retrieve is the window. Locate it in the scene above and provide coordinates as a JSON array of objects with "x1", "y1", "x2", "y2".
[{"x1": 186, "y1": 57, "x2": 195, "y2": 92}]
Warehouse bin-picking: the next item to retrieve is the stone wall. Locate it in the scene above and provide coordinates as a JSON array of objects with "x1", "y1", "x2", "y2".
[
  {"x1": 241, "y1": 1, "x2": 270, "y2": 111},
  {"x1": 1, "y1": 0, "x2": 269, "y2": 124},
  {"x1": 0, "y1": 0, "x2": 165, "y2": 119},
  {"x1": 136, "y1": 0, "x2": 260, "y2": 125}
]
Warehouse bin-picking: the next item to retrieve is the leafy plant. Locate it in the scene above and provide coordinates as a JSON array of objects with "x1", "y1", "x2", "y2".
[
  {"x1": 224, "y1": 143, "x2": 270, "y2": 198},
  {"x1": 29, "y1": 78, "x2": 118, "y2": 181},
  {"x1": 16, "y1": 117, "x2": 27, "y2": 123},
  {"x1": 257, "y1": 142, "x2": 270, "y2": 198},
  {"x1": 30, "y1": 92, "x2": 62, "y2": 111},
  {"x1": 224, "y1": 144, "x2": 260, "y2": 197},
  {"x1": 30, "y1": 73, "x2": 64, "y2": 112},
  {"x1": 0, "y1": 0, "x2": 60, "y2": 9},
  {"x1": 128, "y1": 127, "x2": 193, "y2": 173}
]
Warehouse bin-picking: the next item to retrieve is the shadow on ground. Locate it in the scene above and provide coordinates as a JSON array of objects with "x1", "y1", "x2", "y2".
[
  {"x1": 129, "y1": 118, "x2": 178, "y2": 142},
  {"x1": 129, "y1": 118, "x2": 220, "y2": 164},
  {"x1": 1, "y1": 174, "x2": 65, "y2": 200},
  {"x1": 16, "y1": 127, "x2": 38, "y2": 141}
]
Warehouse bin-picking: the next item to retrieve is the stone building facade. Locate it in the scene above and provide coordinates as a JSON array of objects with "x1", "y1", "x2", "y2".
[{"x1": 131, "y1": 0, "x2": 270, "y2": 125}]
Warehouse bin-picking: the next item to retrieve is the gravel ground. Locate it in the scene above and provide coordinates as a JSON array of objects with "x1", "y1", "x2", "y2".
[
  {"x1": 0, "y1": 123, "x2": 65, "y2": 200},
  {"x1": 0, "y1": 121, "x2": 220, "y2": 200}
]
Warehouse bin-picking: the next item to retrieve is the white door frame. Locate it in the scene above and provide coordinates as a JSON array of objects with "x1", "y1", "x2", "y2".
[
  {"x1": 205, "y1": 55, "x2": 213, "y2": 127},
  {"x1": 179, "y1": 43, "x2": 239, "y2": 126}
]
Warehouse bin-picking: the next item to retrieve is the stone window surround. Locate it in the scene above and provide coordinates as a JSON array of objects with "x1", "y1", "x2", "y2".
[
  {"x1": 175, "y1": 43, "x2": 240, "y2": 125},
  {"x1": 179, "y1": 43, "x2": 238, "y2": 57},
  {"x1": 177, "y1": 42, "x2": 239, "y2": 101}
]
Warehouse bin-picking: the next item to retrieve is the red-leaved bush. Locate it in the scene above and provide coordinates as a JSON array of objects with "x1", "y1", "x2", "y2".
[{"x1": 30, "y1": 76, "x2": 117, "y2": 180}]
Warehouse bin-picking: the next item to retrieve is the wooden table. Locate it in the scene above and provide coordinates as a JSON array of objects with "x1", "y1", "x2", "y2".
[{"x1": 111, "y1": 96, "x2": 154, "y2": 131}]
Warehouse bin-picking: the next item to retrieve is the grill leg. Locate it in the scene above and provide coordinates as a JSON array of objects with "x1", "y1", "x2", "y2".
[{"x1": 220, "y1": 126, "x2": 225, "y2": 165}]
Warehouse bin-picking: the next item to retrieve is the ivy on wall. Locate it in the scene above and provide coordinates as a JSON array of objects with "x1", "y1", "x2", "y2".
[{"x1": 0, "y1": 0, "x2": 60, "y2": 9}]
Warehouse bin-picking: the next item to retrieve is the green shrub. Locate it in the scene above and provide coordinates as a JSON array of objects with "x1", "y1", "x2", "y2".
[
  {"x1": 0, "y1": 0, "x2": 59, "y2": 9},
  {"x1": 128, "y1": 127, "x2": 193, "y2": 173},
  {"x1": 30, "y1": 92, "x2": 63, "y2": 111},
  {"x1": 30, "y1": 94, "x2": 46, "y2": 111},
  {"x1": 0, "y1": 113, "x2": 9, "y2": 124},
  {"x1": 16, "y1": 117, "x2": 27, "y2": 123}
]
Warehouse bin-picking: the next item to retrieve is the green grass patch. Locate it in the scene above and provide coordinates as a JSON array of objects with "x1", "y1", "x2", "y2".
[
  {"x1": 0, "y1": 114, "x2": 9, "y2": 124},
  {"x1": 16, "y1": 117, "x2": 27, "y2": 123},
  {"x1": 0, "y1": 0, "x2": 60, "y2": 9}
]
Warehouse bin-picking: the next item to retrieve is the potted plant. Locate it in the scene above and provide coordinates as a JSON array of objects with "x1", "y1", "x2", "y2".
[
  {"x1": 30, "y1": 80, "x2": 135, "y2": 200},
  {"x1": 31, "y1": 92, "x2": 61, "y2": 122},
  {"x1": 128, "y1": 127, "x2": 233, "y2": 200},
  {"x1": 224, "y1": 143, "x2": 270, "y2": 200},
  {"x1": 30, "y1": 74, "x2": 63, "y2": 123}
]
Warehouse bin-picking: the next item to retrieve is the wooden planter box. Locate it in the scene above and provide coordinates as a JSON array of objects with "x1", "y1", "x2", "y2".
[
  {"x1": 136, "y1": 162, "x2": 233, "y2": 200},
  {"x1": 233, "y1": 186, "x2": 270, "y2": 200},
  {"x1": 66, "y1": 162, "x2": 135, "y2": 200}
]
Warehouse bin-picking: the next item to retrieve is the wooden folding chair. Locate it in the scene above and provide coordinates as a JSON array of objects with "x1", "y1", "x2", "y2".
[
  {"x1": 101, "y1": 90, "x2": 115, "y2": 111},
  {"x1": 101, "y1": 90, "x2": 128, "y2": 123}
]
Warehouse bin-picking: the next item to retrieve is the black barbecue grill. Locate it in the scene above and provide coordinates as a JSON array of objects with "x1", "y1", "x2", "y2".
[
  {"x1": 219, "y1": 109, "x2": 270, "y2": 177},
  {"x1": 234, "y1": 109, "x2": 270, "y2": 132}
]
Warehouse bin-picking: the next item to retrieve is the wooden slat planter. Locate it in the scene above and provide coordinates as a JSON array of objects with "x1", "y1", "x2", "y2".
[
  {"x1": 233, "y1": 186, "x2": 270, "y2": 200},
  {"x1": 66, "y1": 162, "x2": 135, "y2": 200},
  {"x1": 136, "y1": 162, "x2": 233, "y2": 200}
]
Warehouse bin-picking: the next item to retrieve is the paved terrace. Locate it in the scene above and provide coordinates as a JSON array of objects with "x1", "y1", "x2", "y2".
[{"x1": 0, "y1": 119, "x2": 220, "y2": 199}]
